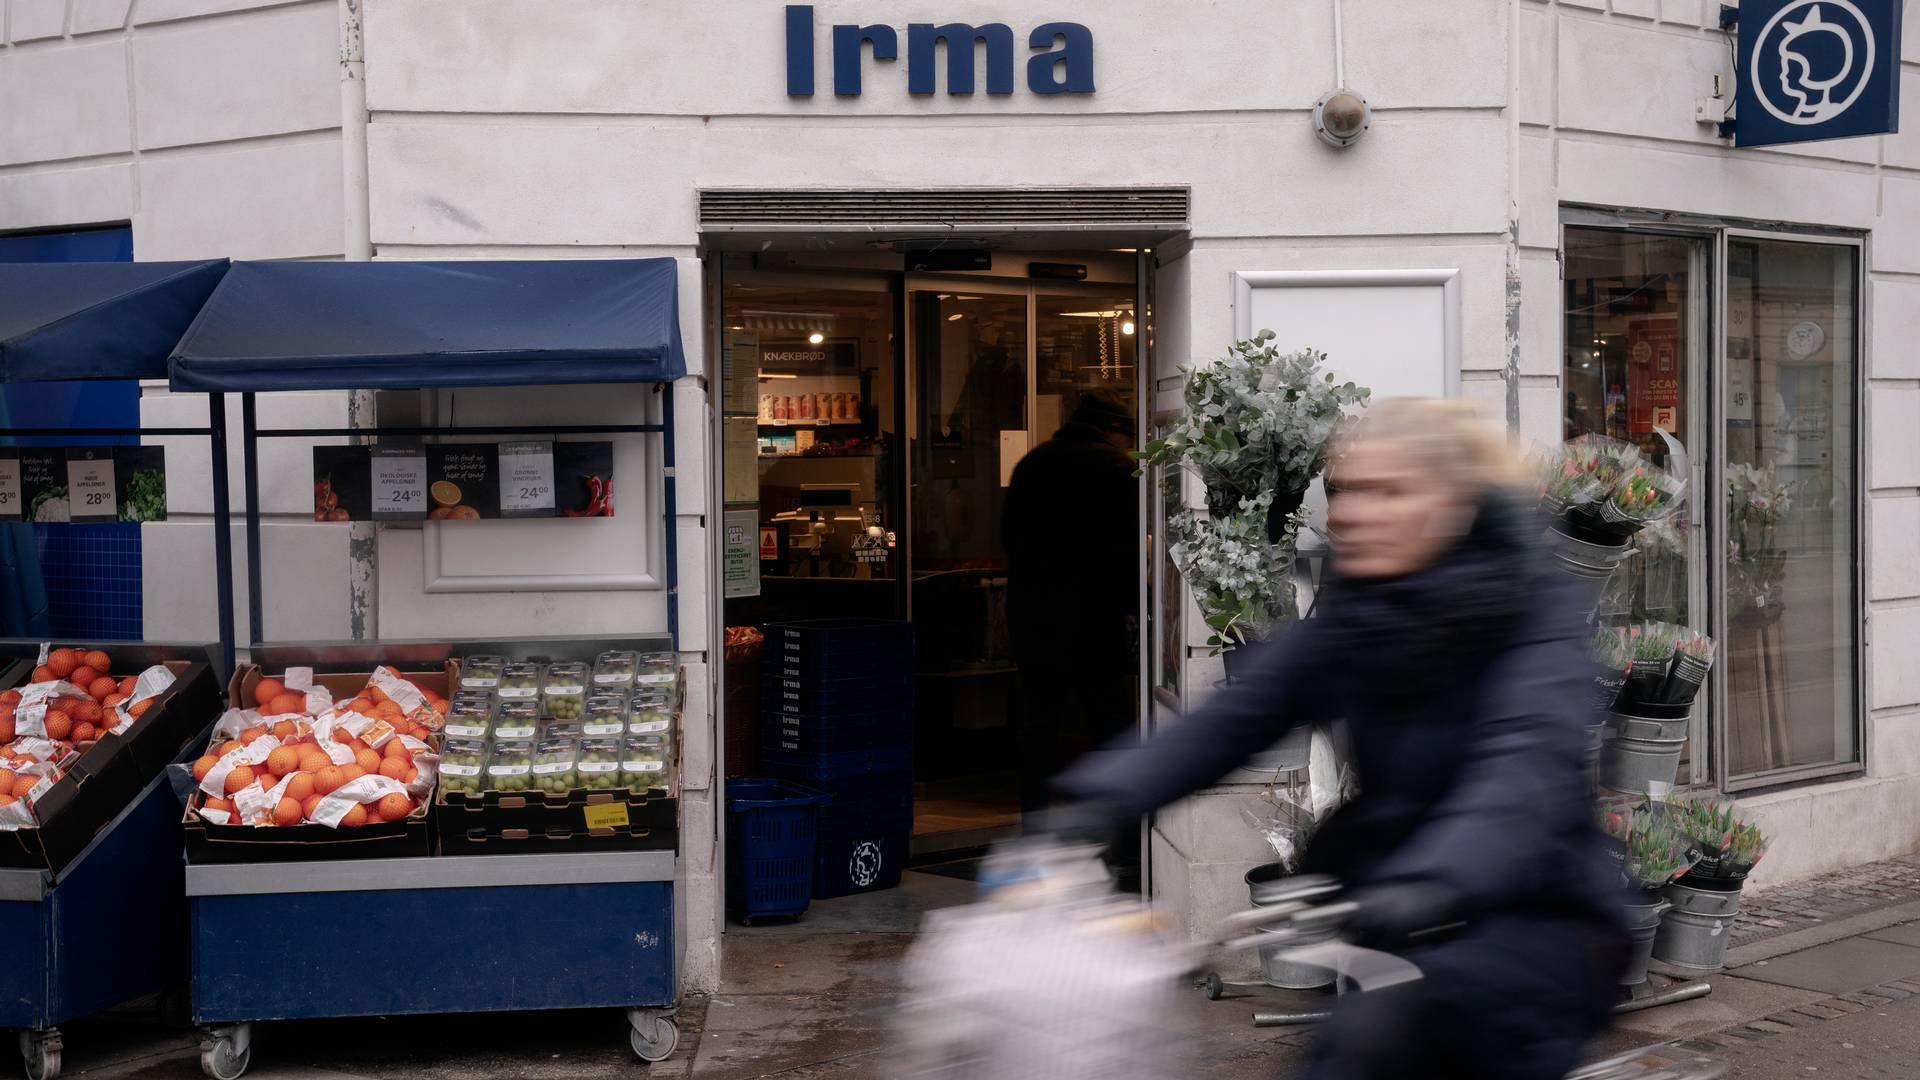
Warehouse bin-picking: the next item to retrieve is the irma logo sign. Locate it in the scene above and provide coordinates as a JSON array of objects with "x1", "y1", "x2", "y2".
[
  {"x1": 1733, "y1": 0, "x2": 1902, "y2": 147},
  {"x1": 785, "y1": 5, "x2": 1094, "y2": 97}
]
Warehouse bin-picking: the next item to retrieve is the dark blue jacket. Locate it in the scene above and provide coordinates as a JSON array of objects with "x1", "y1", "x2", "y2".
[{"x1": 1058, "y1": 571, "x2": 1624, "y2": 935}]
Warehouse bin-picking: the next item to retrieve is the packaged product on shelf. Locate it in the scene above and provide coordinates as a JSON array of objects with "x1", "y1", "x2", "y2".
[
  {"x1": 636, "y1": 652, "x2": 678, "y2": 693},
  {"x1": 492, "y1": 699, "x2": 540, "y2": 740},
  {"x1": 542, "y1": 662, "x2": 588, "y2": 720},
  {"x1": 459, "y1": 654, "x2": 506, "y2": 691},
  {"x1": 541, "y1": 720, "x2": 583, "y2": 743},
  {"x1": 484, "y1": 739, "x2": 534, "y2": 793},
  {"x1": 444, "y1": 693, "x2": 494, "y2": 740},
  {"x1": 497, "y1": 662, "x2": 543, "y2": 700},
  {"x1": 531, "y1": 737, "x2": 580, "y2": 793},
  {"x1": 629, "y1": 689, "x2": 674, "y2": 736},
  {"x1": 621, "y1": 733, "x2": 668, "y2": 790},
  {"x1": 592, "y1": 650, "x2": 639, "y2": 689},
  {"x1": 583, "y1": 693, "x2": 629, "y2": 737},
  {"x1": 579, "y1": 736, "x2": 622, "y2": 791},
  {"x1": 441, "y1": 737, "x2": 486, "y2": 795}
]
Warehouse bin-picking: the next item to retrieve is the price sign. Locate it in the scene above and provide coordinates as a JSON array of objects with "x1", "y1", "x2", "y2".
[
  {"x1": 0, "y1": 452, "x2": 20, "y2": 522},
  {"x1": 371, "y1": 446, "x2": 428, "y2": 520},
  {"x1": 498, "y1": 440, "x2": 556, "y2": 516},
  {"x1": 66, "y1": 449, "x2": 117, "y2": 523}
]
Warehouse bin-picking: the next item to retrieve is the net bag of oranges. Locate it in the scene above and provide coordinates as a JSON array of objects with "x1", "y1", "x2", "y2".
[
  {"x1": 0, "y1": 646, "x2": 178, "y2": 829},
  {"x1": 180, "y1": 666, "x2": 443, "y2": 829}
]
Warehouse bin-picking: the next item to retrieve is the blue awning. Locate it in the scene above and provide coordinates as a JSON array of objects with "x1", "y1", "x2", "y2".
[
  {"x1": 0, "y1": 259, "x2": 229, "y2": 382},
  {"x1": 168, "y1": 259, "x2": 687, "y2": 392}
]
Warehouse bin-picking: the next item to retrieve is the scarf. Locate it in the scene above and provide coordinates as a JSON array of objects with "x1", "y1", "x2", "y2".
[{"x1": 1308, "y1": 493, "x2": 1544, "y2": 704}]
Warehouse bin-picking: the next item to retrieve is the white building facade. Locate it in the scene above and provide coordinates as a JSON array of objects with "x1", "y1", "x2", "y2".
[{"x1": 4, "y1": 0, "x2": 1918, "y2": 993}]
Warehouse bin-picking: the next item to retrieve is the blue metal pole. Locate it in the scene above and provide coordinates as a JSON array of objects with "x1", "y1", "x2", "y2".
[
  {"x1": 207, "y1": 395, "x2": 236, "y2": 679},
  {"x1": 241, "y1": 393, "x2": 262, "y2": 652},
  {"x1": 661, "y1": 385, "x2": 679, "y2": 650}
]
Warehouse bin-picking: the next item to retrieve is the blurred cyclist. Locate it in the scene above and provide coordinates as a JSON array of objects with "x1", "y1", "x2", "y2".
[{"x1": 1053, "y1": 399, "x2": 1629, "y2": 1080}]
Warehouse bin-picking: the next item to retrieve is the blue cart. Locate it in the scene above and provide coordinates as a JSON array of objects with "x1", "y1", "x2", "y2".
[
  {"x1": 0, "y1": 771, "x2": 193, "y2": 1080},
  {"x1": 186, "y1": 851, "x2": 680, "y2": 1078}
]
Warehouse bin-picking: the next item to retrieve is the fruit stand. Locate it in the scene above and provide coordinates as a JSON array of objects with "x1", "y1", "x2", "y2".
[{"x1": 164, "y1": 259, "x2": 690, "y2": 1077}]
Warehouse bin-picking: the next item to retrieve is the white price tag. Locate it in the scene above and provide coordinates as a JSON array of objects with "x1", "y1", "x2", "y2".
[
  {"x1": 371, "y1": 447, "x2": 428, "y2": 519},
  {"x1": 66, "y1": 450, "x2": 116, "y2": 523},
  {"x1": 498, "y1": 441, "x2": 556, "y2": 515},
  {"x1": 0, "y1": 454, "x2": 20, "y2": 522}
]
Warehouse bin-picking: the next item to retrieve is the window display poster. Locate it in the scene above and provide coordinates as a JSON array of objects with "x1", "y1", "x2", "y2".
[
  {"x1": 723, "y1": 330, "x2": 761, "y2": 416},
  {"x1": 313, "y1": 442, "x2": 613, "y2": 521},
  {"x1": 1628, "y1": 315, "x2": 1681, "y2": 434},
  {"x1": 430, "y1": 444, "x2": 500, "y2": 520},
  {"x1": 0, "y1": 446, "x2": 168, "y2": 523},
  {"x1": 723, "y1": 508, "x2": 761, "y2": 598},
  {"x1": 724, "y1": 417, "x2": 759, "y2": 504}
]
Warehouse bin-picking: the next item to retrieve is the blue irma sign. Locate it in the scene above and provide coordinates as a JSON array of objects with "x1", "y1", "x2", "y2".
[
  {"x1": 785, "y1": 5, "x2": 1093, "y2": 98},
  {"x1": 1733, "y1": 0, "x2": 1902, "y2": 148}
]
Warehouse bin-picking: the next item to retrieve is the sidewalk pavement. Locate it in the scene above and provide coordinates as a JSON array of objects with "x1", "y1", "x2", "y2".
[{"x1": 36, "y1": 854, "x2": 1920, "y2": 1079}]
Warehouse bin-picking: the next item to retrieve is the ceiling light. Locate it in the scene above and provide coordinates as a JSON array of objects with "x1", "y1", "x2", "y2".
[
  {"x1": 807, "y1": 332, "x2": 825, "y2": 344},
  {"x1": 1312, "y1": 88, "x2": 1371, "y2": 148},
  {"x1": 1122, "y1": 321, "x2": 1136, "y2": 335},
  {"x1": 947, "y1": 313, "x2": 964, "y2": 322}
]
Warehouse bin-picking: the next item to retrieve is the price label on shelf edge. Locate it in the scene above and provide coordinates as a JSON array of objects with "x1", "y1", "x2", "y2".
[
  {"x1": 370, "y1": 446, "x2": 428, "y2": 520},
  {"x1": 66, "y1": 449, "x2": 117, "y2": 523},
  {"x1": 0, "y1": 452, "x2": 20, "y2": 522},
  {"x1": 498, "y1": 440, "x2": 557, "y2": 516}
]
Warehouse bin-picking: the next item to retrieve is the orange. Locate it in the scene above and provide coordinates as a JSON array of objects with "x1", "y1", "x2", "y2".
[
  {"x1": 0, "y1": 795, "x2": 18, "y2": 808},
  {"x1": 72, "y1": 699, "x2": 101, "y2": 724},
  {"x1": 72, "y1": 722, "x2": 97, "y2": 744},
  {"x1": 82, "y1": 650, "x2": 111, "y2": 673},
  {"x1": 88, "y1": 676, "x2": 118, "y2": 701},
  {"x1": 0, "y1": 773, "x2": 15, "y2": 798},
  {"x1": 313, "y1": 766, "x2": 346, "y2": 796},
  {"x1": 272, "y1": 798, "x2": 302, "y2": 826},
  {"x1": 265, "y1": 747, "x2": 300, "y2": 777},
  {"x1": 271, "y1": 720, "x2": 297, "y2": 740},
  {"x1": 103, "y1": 693, "x2": 127, "y2": 709},
  {"x1": 217, "y1": 740, "x2": 244, "y2": 757},
  {"x1": 128, "y1": 699, "x2": 152, "y2": 719},
  {"x1": 374, "y1": 702, "x2": 403, "y2": 724},
  {"x1": 403, "y1": 767, "x2": 420, "y2": 785},
  {"x1": 205, "y1": 795, "x2": 235, "y2": 814},
  {"x1": 382, "y1": 738, "x2": 410, "y2": 760},
  {"x1": 349, "y1": 699, "x2": 376, "y2": 716},
  {"x1": 368, "y1": 685, "x2": 391, "y2": 706},
  {"x1": 284, "y1": 773, "x2": 316, "y2": 802},
  {"x1": 240, "y1": 725, "x2": 268, "y2": 745},
  {"x1": 193, "y1": 755, "x2": 221, "y2": 782},
  {"x1": 30, "y1": 666, "x2": 55, "y2": 683},
  {"x1": 0, "y1": 720, "x2": 13, "y2": 743},
  {"x1": 69, "y1": 666, "x2": 98, "y2": 690},
  {"x1": 222, "y1": 765, "x2": 257, "y2": 795},
  {"x1": 258, "y1": 772, "x2": 275, "y2": 791},
  {"x1": 268, "y1": 693, "x2": 308, "y2": 716},
  {"x1": 340, "y1": 764, "x2": 366, "y2": 784},
  {"x1": 46, "y1": 649, "x2": 80, "y2": 677},
  {"x1": 341, "y1": 804, "x2": 369, "y2": 827},
  {"x1": 301, "y1": 794, "x2": 323, "y2": 820},
  {"x1": 43, "y1": 712, "x2": 73, "y2": 742},
  {"x1": 354, "y1": 748, "x2": 381, "y2": 773},
  {"x1": 252, "y1": 678, "x2": 286, "y2": 709},
  {"x1": 116, "y1": 676, "x2": 136, "y2": 697},
  {"x1": 375, "y1": 793, "x2": 413, "y2": 821},
  {"x1": 297, "y1": 749, "x2": 331, "y2": 773},
  {"x1": 377, "y1": 757, "x2": 410, "y2": 782}
]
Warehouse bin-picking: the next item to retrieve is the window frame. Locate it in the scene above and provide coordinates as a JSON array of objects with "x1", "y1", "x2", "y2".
[{"x1": 1559, "y1": 206, "x2": 1868, "y2": 795}]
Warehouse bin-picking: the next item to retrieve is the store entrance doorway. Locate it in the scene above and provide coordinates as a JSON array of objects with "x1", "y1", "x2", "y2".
[{"x1": 715, "y1": 250, "x2": 1144, "y2": 906}]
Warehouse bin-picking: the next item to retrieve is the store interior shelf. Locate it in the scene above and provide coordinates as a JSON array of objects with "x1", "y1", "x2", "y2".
[
  {"x1": 186, "y1": 850, "x2": 677, "y2": 897},
  {"x1": 757, "y1": 419, "x2": 866, "y2": 428}
]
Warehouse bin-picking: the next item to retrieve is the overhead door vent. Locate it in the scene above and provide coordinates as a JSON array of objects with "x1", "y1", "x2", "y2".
[{"x1": 698, "y1": 187, "x2": 1190, "y2": 232}]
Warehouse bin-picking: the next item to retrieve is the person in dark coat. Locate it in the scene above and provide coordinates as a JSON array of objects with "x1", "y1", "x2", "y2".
[
  {"x1": 1054, "y1": 400, "x2": 1628, "y2": 1080},
  {"x1": 1003, "y1": 391, "x2": 1139, "y2": 828}
]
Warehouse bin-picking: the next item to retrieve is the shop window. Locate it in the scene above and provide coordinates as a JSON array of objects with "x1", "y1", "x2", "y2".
[
  {"x1": 1561, "y1": 221, "x2": 1862, "y2": 789},
  {"x1": 1722, "y1": 237, "x2": 1859, "y2": 781}
]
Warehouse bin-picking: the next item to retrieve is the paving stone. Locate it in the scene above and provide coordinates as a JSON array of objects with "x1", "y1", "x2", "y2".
[
  {"x1": 1734, "y1": 937, "x2": 1920, "y2": 995},
  {"x1": 1792, "y1": 1004, "x2": 1846, "y2": 1020},
  {"x1": 1764, "y1": 1012, "x2": 1814, "y2": 1028},
  {"x1": 1746, "y1": 1020, "x2": 1794, "y2": 1034},
  {"x1": 1817, "y1": 997, "x2": 1864, "y2": 1013},
  {"x1": 1872, "y1": 984, "x2": 1913, "y2": 1000}
]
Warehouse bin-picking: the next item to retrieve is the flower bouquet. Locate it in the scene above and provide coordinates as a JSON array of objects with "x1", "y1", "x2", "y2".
[
  {"x1": 1621, "y1": 623, "x2": 1680, "y2": 709},
  {"x1": 1665, "y1": 795, "x2": 1767, "y2": 882},
  {"x1": 1590, "y1": 625, "x2": 1636, "y2": 715},
  {"x1": 1616, "y1": 806, "x2": 1699, "y2": 893},
  {"x1": 1538, "y1": 435, "x2": 1686, "y2": 551}
]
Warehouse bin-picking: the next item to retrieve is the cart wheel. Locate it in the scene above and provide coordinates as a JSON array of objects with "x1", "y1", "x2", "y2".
[
  {"x1": 1204, "y1": 972, "x2": 1226, "y2": 1001},
  {"x1": 21, "y1": 1030, "x2": 61, "y2": 1080},
  {"x1": 200, "y1": 1036, "x2": 250, "y2": 1080},
  {"x1": 628, "y1": 1015, "x2": 678, "y2": 1063}
]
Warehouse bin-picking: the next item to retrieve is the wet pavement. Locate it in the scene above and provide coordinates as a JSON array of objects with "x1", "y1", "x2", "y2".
[{"x1": 31, "y1": 860, "x2": 1920, "y2": 1078}]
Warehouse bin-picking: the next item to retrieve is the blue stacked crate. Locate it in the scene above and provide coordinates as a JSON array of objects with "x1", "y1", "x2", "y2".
[{"x1": 761, "y1": 618, "x2": 916, "y2": 899}]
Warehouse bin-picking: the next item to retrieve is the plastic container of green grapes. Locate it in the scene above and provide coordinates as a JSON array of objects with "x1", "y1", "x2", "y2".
[
  {"x1": 530, "y1": 736, "x2": 580, "y2": 794},
  {"x1": 440, "y1": 737, "x2": 488, "y2": 796},
  {"x1": 483, "y1": 738, "x2": 534, "y2": 793},
  {"x1": 491, "y1": 699, "x2": 540, "y2": 740},
  {"x1": 578, "y1": 736, "x2": 623, "y2": 791},
  {"x1": 542, "y1": 661, "x2": 588, "y2": 721}
]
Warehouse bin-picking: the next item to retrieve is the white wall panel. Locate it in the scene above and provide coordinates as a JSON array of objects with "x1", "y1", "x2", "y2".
[
  {"x1": 1872, "y1": 176, "x2": 1920, "y2": 275},
  {"x1": 1870, "y1": 385, "x2": 1920, "y2": 491},
  {"x1": 135, "y1": 135, "x2": 345, "y2": 259},
  {"x1": 135, "y1": 0, "x2": 304, "y2": 24},
  {"x1": 1340, "y1": 0, "x2": 1508, "y2": 108},
  {"x1": 139, "y1": 389, "x2": 354, "y2": 516},
  {"x1": 132, "y1": 1, "x2": 337, "y2": 149},
  {"x1": 1557, "y1": 16, "x2": 1727, "y2": 144},
  {"x1": 1871, "y1": 279, "x2": 1920, "y2": 379},
  {"x1": 1870, "y1": 497, "x2": 1920, "y2": 601},
  {"x1": 70, "y1": 0, "x2": 132, "y2": 34},
  {"x1": 1517, "y1": 6, "x2": 1555, "y2": 128},
  {"x1": 1518, "y1": 250, "x2": 1561, "y2": 377},
  {"x1": 0, "y1": 41, "x2": 132, "y2": 164},
  {"x1": 10, "y1": 0, "x2": 68, "y2": 42},
  {"x1": 1556, "y1": 138, "x2": 1879, "y2": 229},
  {"x1": 142, "y1": 521, "x2": 354, "y2": 644},
  {"x1": 0, "y1": 161, "x2": 133, "y2": 231}
]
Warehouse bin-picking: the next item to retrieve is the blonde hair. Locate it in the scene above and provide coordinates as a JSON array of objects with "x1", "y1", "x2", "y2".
[{"x1": 1331, "y1": 398, "x2": 1527, "y2": 497}]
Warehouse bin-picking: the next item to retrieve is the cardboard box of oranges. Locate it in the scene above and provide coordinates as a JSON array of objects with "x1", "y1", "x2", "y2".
[
  {"x1": 0, "y1": 641, "x2": 223, "y2": 874},
  {"x1": 182, "y1": 663, "x2": 450, "y2": 864}
]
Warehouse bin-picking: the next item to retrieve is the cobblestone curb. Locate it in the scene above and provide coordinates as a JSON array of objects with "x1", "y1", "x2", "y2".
[
  {"x1": 1729, "y1": 855, "x2": 1920, "y2": 947},
  {"x1": 1667, "y1": 977, "x2": 1920, "y2": 1056}
]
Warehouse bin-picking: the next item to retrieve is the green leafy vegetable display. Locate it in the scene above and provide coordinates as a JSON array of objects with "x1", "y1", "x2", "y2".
[{"x1": 118, "y1": 468, "x2": 167, "y2": 522}]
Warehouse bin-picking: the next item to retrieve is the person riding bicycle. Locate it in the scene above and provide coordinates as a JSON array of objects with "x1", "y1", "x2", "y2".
[{"x1": 1053, "y1": 400, "x2": 1630, "y2": 1080}]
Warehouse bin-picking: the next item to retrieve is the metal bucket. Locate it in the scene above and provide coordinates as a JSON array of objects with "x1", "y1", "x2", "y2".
[
  {"x1": 1256, "y1": 923, "x2": 1338, "y2": 989},
  {"x1": 1546, "y1": 526, "x2": 1632, "y2": 573},
  {"x1": 1665, "y1": 879, "x2": 1744, "y2": 917},
  {"x1": 1244, "y1": 865, "x2": 1339, "y2": 908},
  {"x1": 1598, "y1": 734, "x2": 1685, "y2": 794},
  {"x1": 1611, "y1": 715, "x2": 1691, "y2": 742},
  {"x1": 1651, "y1": 907, "x2": 1738, "y2": 970},
  {"x1": 1619, "y1": 898, "x2": 1670, "y2": 986}
]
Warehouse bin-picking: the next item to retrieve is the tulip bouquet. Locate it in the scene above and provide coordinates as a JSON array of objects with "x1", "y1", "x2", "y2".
[{"x1": 1665, "y1": 795, "x2": 1768, "y2": 881}]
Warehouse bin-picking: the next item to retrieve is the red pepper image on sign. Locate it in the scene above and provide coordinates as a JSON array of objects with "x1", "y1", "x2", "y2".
[{"x1": 562, "y1": 475, "x2": 613, "y2": 518}]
